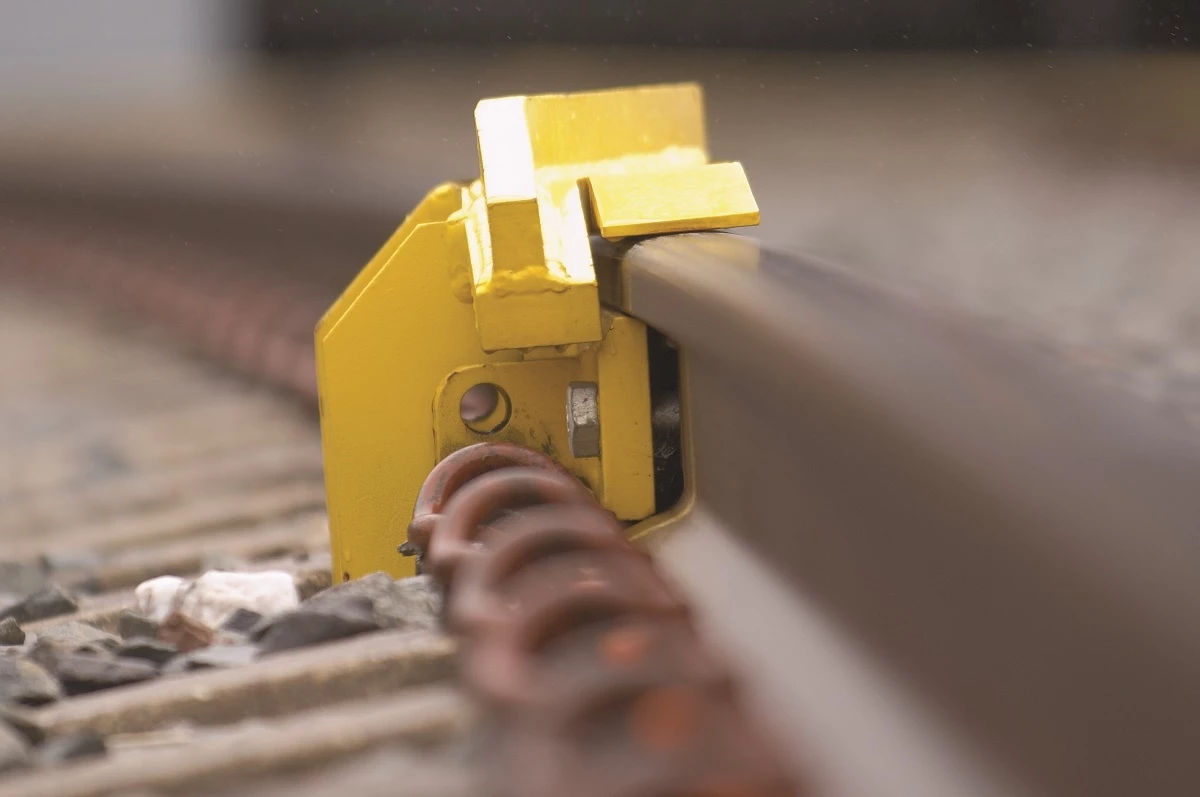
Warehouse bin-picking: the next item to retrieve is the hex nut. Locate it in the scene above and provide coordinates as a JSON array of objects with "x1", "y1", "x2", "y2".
[{"x1": 566, "y1": 382, "x2": 600, "y2": 458}]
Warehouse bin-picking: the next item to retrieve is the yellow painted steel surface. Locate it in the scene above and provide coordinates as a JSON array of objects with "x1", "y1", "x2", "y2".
[
  {"x1": 431, "y1": 315, "x2": 654, "y2": 521},
  {"x1": 457, "y1": 82, "x2": 758, "y2": 351},
  {"x1": 317, "y1": 83, "x2": 758, "y2": 580},
  {"x1": 588, "y1": 162, "x2": 760, "y2": 239}
]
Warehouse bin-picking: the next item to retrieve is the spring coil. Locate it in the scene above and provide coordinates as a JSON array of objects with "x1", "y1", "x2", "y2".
[{"x1": 408, "y1": 441, "x2": 798, "y2": 797}]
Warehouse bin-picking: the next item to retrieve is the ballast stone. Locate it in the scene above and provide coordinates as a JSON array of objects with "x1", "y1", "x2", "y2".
[
  {"x1": 0, "y1": 585, "x2": 78, "y2": 625},
  {"x1": 0, "y1": 658, "x2": 61, "y2": 706},
  {"x1": 117, "y1": 610, "x2": 159, "y2": 640},
  {"x1": 133, "y1": 576, "x2": 185, "y2": 624},
  {"x1": 0, "y1": 618, "x2": 24, "y2": 646},
  {"x1": 116, "y1": 637, "x2": 178, "y2": 667},
  {"x1": 256, "y1": 595, "x2": 381, "y2": 654},
  {"x1": 35, "y1": 622, "x2": 119, "y2": 652},
  {"x1": 303, "y1": 573, "x2": 441, "y2": 632},
  {"x1": 36, "y1": 730, "x2": 106, "y2": 765},
  {"x1": 0, "y1": 722, "x2": 30, "y2": 775},
  {"x1": 56, "y1": 654, "x2": 158, "y2": 696},
  {"x1": 135, "y1": 571, "x2": 299, "y2": 629},
  {"x1": 164, "y1": 644, "x2": 258, "y2": 672}
]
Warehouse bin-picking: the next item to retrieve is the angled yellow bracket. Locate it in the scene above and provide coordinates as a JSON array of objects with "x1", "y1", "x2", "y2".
[
  {"x1": 588, "y1": 161, "x2": 760, "y2": 238},
  {"x1": 450, "y1": 82, "x2": 759, "y2": 351},
  {"x1": 317, "y1": 83, "x2": 759, "y2": 581}
]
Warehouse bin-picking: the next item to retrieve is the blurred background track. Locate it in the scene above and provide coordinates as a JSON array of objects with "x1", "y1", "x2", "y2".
[
  {"x1": 0, "y1": 281, "x2": 328, "y2": 611},
  {"x1": 2, "y1": 1, "x2": 1199, "y2": 427}
]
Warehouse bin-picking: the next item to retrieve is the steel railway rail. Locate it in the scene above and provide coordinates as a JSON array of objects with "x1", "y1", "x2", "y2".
[{"x1": 3, "y1": 200, "x2": 1200, "y2": 796}]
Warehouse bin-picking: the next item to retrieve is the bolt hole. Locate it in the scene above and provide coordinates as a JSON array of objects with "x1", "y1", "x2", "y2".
[{"x1": 460, "y1": 383, "x2": 511, "y2": 435}]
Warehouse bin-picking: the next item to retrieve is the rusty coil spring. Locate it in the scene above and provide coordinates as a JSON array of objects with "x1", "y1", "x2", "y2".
[{"x1": 408, "y1": 441, "x2": 798, "y2": 797}]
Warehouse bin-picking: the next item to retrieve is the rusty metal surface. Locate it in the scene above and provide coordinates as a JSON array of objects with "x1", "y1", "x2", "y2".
[
  {"x1": 410, "y1": 442, "x2": 796, "y2": 797},
  {"x1": 405, "y1": 441, "x2": 574, "y2": 562},
  {"x1": 602, "y1": 232, "x2": 1200, "y2": 797}
]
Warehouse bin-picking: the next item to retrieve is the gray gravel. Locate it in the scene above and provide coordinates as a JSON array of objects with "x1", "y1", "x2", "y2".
[
  {"x1": 117, "y1": 611, "x2": 159, "y2": 641},
  {"x1": 219, "y1": 608, "x2": 265, "y2": 636},
  {"x1": 0, "y1": 705, "x2": 42, "y2": 746},
  {"x1": 115, "y1": 638, "x2": 178, "y2": 667},
  {"x1": 163, "y1": 644, "x2": 259, "y2": 672},
  {"x1": 56, "y1": 654, "x2": 159, "y2": 696},
  {"x1": 0, "y1": 657, "x2": 61, "y2": 706},
  {"x1": 35, "y1": 622, "x2": 119, "y2": 652},
  {"x1": 35, "y1": 730, "x2": 107, "y2": 765},
  {"x1": 303, "y1": 573, "x2": 441, "y2": 632},
  {"x1": 257, "y1": 595, "x2": 380, "y2": 655},
  {"x1": 0, "y1": 721, "x2": 30, "y2": 775},
  {"x1": 0, "y1": 585, "x2": 77, "y2": 625},
  {"x1": 0, "y1": 618, "x2": 24, "y2": 647}
]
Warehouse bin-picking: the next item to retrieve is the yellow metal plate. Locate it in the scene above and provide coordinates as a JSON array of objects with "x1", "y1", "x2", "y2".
[{"x1": 587, "y1": 162, "x2": 760, "y2": 240}]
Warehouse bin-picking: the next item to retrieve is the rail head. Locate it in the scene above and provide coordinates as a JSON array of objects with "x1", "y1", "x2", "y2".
[{"x1": 599, "y1": 232, "x2": 1200, "y2": 797}]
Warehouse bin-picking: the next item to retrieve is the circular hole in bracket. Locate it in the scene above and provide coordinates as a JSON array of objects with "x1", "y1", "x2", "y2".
[{"x1": 460, "y1": 383, "x2": 511, "y2": 435}]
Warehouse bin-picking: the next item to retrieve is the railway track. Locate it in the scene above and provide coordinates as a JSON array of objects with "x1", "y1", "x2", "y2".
[
  {"x1": 3, "y1": 192, "x2": 1200, "y2": 796},
  {"x1": 1, "y1": 195, "x2": 800, "y2": 793}
]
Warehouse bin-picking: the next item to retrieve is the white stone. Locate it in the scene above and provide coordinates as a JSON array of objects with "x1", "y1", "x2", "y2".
[
  {"x1": 133, "y1": 571, "x2": 299, "y2": 629},
  {"x1": 134, "y1": 575, "x2": 186, "y2": 623}
]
